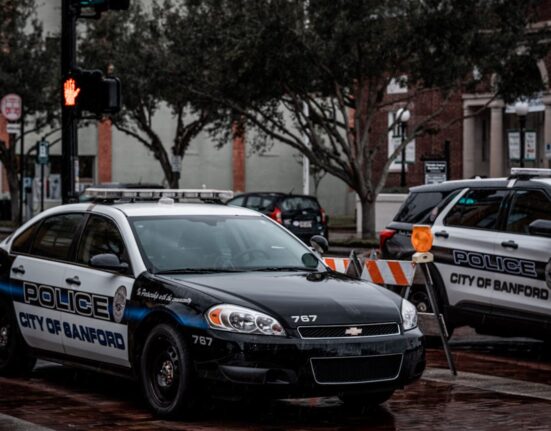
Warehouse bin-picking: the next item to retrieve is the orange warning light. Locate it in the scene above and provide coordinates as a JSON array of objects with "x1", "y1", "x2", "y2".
[
  {"x1": 64, "y1": 78, "x2": 80, "y2": 107},
  {"x1": 411, "y1": 225, "x2": 433, "y2": 253}
]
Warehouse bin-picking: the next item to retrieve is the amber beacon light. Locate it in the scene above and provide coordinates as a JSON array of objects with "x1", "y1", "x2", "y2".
[{"x1": 411, "y1": 225, "x2": 433, "y2": 253}]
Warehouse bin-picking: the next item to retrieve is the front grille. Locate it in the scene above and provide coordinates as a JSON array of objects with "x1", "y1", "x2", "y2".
[
  {"x1": 311, "y1": 354, "x2": 403, "y2": 384},
  {"x1": 298, "y1": 323, "x2": 400, "y2": 339}
]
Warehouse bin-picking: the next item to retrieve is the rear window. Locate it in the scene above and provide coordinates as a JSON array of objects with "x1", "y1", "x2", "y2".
[
  {"x1": 394, "y1": 192, "x2": 450, "y2": 224},
  {"x1": 281, "y1": 197, "x2": 320, "y2": 212},
  {"x1": 245, "y1": 195, "x2": 278, "y2": 211}
]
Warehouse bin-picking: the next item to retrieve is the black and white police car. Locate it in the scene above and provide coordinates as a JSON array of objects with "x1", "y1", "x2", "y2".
[
  {"x1": 0, "y1": 189, "x2": 424, "y2": 417},
  {"x1": 387, "y1": 168, "x2": 551, "y2": 340}
]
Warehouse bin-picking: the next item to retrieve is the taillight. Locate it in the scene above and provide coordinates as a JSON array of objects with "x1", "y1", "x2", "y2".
[
  {"x1": 379, "y1": 229, "x2": 396, "y2": 251},
  {"x1": 270, "y1": 207, "x2": 283, "y2": 224},
  {"x1": 320, "y1": 208, "x2": 327, "y2": 224}
]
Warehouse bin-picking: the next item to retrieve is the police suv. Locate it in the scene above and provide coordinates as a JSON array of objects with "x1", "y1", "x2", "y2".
[
  {"x1": 389, "y1": 168, "x2": 551, "y2": 339},
  {"x1": 0, "y1": 189, "x2": 424, "y2": 417}
]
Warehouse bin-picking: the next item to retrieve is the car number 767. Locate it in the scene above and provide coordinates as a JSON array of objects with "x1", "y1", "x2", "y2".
[{"x1": 291, "y1": 315, "x2": 317, "y2": 323}]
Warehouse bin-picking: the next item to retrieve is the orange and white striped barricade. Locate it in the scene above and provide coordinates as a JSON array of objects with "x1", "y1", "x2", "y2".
[
  {"x1": 323, "y1": 257, "x2": 351, "y2": 274},
  {"x1": 361, "y1": 259, "x2": 416, "y2": 287}
]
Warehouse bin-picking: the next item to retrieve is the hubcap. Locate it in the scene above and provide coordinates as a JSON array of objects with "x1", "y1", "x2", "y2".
[
  {"x1": 0, "y1": 326, "x2": 8, "y2": 348},
  {"x1": 158, "y1": 359, "x2": 175, "y2": 387}
]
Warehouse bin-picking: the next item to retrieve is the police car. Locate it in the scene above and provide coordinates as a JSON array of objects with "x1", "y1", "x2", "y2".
[
  {"x1": 0, "y1": 189, "x2": 424, "y2": 417},
  {"x1": 389, "y1": 168, "x2": 551, "y2": 340}
]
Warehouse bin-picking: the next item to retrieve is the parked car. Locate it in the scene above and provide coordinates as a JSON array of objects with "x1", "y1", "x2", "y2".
[
  {"x1": 382, "y1": 168, "x2": 551, "y2": 341},
  {"x1": 0, "y1": 188, "x2": 424, "y2": 417},
  {"x1": 226, "y1": 192, "x2": 329, "y2": 242}
]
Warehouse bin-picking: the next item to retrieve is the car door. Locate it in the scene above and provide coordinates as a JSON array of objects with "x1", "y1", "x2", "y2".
[
  {"x1": 10, "y1": 213, "x2": 84, "y2": 354},
  {"x1": 432, "y1": 188, "x2": 510, "y2": 309},
  {"x1": 62, "y1": 214, "x2": 134, "y2": 368},
  {"x1": 493, "y1": 189, "x2": 551, "y2": 316}
]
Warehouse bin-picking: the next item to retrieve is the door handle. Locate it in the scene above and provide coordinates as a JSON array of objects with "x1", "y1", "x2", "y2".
[
  {"x1": 434, "y1": 230, "x2": 449, "y2": 239},
  {"x1": 65, "y1": 276, "x2": 81, "y2": 286},
  {"x1": 11, "y1": 265, "x2": 25, "y2": 275},
  {"x1": 501, "y1": 240, "x2": 518, "y2": 250}
]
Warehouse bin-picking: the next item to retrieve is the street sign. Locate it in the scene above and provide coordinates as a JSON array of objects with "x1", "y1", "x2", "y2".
[
  {"x1": 6, "y1": 123, "x2": 20, "y2": 135},
  {"x1": 36, "y1": 140, "x2": 49, "y2": 165},
  {"x1": 508, "y1": 130, "x2": 536, "y2": 161},
  {"x1": 0, "y1": 93, "x2": 22, "y2": 121},
  {"x1": 424, "y1": 160, "x2": 447, "y2": 185}
]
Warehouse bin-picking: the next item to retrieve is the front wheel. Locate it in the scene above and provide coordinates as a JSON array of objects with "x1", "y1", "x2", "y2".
[
  {"x1": 0, "y1": 299, "x2": 36, "y2": 376},
  {"x1": 140, "y1": 324, "x2": 194, "y2": 418},
  {"x1": 339, "y1": 390, "x2": 395, "y2": 410}
]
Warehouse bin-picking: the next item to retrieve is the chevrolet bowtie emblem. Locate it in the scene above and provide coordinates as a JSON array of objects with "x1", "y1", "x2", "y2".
[{"x1": 345, "y1": 327, "x2": 363, "y2": 336}]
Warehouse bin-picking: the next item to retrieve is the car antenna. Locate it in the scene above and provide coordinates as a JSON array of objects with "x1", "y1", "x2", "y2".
[{"x1": 288, "y1": 187, "x2": 294, "y2": 195}]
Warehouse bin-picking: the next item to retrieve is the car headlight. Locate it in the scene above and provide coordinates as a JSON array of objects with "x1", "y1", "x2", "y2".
[
  {"x1": 401, "y1": 299, "x2": 418, "y2": 331},
  {"x1": 206, "y1": 304, "x2": 286, "y2": 336}
]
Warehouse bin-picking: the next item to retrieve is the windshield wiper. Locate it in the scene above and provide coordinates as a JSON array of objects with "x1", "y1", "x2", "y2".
[
  {"x1": 156, "y1": 268, "x2": 245, "y2": 274},
  {"x1": 248, "y1": 266, "x2": 317, "y2": 272}
]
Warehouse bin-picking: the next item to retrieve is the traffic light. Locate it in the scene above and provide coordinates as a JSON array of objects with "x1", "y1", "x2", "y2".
[{"x1": 63, "y1": 69, "x2": 121, "y2": 116}]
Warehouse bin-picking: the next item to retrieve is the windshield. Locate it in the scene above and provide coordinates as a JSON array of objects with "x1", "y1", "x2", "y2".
[{"x1": 130, "y1": 215, "x2": 322, "y2": 273}]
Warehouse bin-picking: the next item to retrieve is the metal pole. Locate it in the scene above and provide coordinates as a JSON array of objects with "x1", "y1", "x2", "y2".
[
  {"x1": 302, "y1": 103, "x2": 310, "y2": 195},
  {"x1": 18, "y1": 110, "x2": 24, "y2": 225},
  {"x1": 40, "y1": 163, "x2": 45, "y2": 213},
  {"x1": 520, "y1": 116, "x2": 526, "y2": 168},
  {"x1": 444, "y1": 140, "x2": 450, "y2": 181},
  {"x1": 61, "y1": 0, "x2": 78, "y2": 204},
  {"x1": 400, "y1": 123, "x2": 406, "y2": 188}
]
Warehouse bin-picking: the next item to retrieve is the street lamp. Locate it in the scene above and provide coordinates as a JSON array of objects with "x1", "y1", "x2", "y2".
[
  {"x1": 397, "y1": 108, "x2": 411, "y2": 188},
  {"x1": 514, "y1": 101, "x2": 529, "y2": 168}
]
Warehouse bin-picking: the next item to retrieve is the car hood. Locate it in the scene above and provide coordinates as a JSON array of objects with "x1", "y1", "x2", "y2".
[{"x1": 160, "y1": 272, "x2": 402, "y2": 327}]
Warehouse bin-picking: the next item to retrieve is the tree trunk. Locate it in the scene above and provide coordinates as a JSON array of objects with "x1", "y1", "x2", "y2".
[
  {"x1": 360, "y1": 197, "x2": 376, "y2": 240},
  {"x1": 7, "y1": 167, "x2": 19, "y2": 224}
]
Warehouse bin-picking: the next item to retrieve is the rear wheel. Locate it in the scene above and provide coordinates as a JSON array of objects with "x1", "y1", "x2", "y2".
[
  {"x1": 339, "y1": 390, "x2": 394, "y2": 410},
  {"x1": 140, "y1": 324, "x2": 194, "y2": 418},
  {"x1": 0, "y1": 300, "x2": 36, "y2": 376}
]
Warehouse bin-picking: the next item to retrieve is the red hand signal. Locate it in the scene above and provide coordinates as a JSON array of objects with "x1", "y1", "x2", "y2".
[{"x1": 64, "y1": 78, "x2": 80, "y2": 106}]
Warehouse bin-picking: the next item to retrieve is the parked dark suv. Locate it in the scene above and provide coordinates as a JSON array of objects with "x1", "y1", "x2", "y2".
[{"x1": 226, "y1": 192, "x2": 328, "y2": 242}]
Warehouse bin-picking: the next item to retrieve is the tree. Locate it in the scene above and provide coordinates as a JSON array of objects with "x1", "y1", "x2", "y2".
[
  {"x1": 80, "y1": 2, "x2": 213, "y2": 188},
  {"x1": 170, "y1": 0, "x2": 548, "y2": 238},
  {"x1": 0, "y1": 0, "x2": 58, "y2": 223}
]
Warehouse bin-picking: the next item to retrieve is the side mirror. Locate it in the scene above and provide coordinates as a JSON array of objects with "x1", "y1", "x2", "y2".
[
  {"x1": 310, "y1": 235, "x2": 329, "y2": 255},
  {"x1": 90, "y1": 253, "x2": 129, "y2": 273},
  {"x1": 529, "y1": 219, "x2": 551, "y2": 238}
]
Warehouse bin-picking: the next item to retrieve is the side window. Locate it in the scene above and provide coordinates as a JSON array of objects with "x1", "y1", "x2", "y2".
[
  {"x1": 506, "y1": 190, "x2": 551, "y2": 235},
  {"x1": 228, "y1": 196, "x2": 245, "y2": 207},
  {"x1": 12, "y1": 223, "x2": 38, "y2": 254},
  {"x1": 30, "y1": 214, "x2": 84, "y2": 261},
  {"x1": 444, "y1": 189, "x2": 509, "y2": 230},
  {"x1": 77, "y1": 215, "x2": 127, "y2": 266}
]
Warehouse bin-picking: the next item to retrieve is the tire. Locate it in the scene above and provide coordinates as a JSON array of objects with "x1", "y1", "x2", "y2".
[
  {"x1": 140, "y1": 324, "x2": 194, "y2": 418},
  {"x1": 0, "y1": 299, "x2": 36, "y2": 376},
  {"x1": 340, "y1": 390, "x2": 394, "y2": 410}
]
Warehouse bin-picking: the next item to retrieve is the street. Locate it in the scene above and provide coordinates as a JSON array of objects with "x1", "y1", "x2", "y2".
[{"x1": 2, "y1": 329, "x2": 551, "y2": 431}]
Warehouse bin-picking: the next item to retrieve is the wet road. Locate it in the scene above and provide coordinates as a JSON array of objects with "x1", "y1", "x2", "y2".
[{"x1": 2, "y1": 330, "x2": 551, "y2": 430}]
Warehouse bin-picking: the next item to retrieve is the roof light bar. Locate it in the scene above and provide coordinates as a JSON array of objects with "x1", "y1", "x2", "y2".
[
  {"x1": 510, "y1": 168, "x2": 551, "y2": 178},
  {"x1": 84, "y1": 188, "x2": 234, "y2": 201}
]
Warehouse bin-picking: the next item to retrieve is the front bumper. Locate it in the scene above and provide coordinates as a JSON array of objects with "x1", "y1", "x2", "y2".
[{"x1": 192, "y1": 327, "x2": 425, "y2": 397}]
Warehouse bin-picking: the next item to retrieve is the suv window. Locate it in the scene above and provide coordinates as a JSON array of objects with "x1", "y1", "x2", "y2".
[
  {"x1": 394, "y1": 192, "x2": 451, "y2": 224},
  {"x1": 281, "y1": 197, "x2": 320, "y2": 212},
  {"x1": 228, "y1": 196, "x2": 245, "y2": 207},
  {"x1": 77, "y1": 215, "x2": 127, "y2": 266},
  {"x1": 506, "y1": 190, "x2": 551, "y2": 235},
  {"x1": 444, "y1": 189, "x2": 509, "y2": 230},
  {"x1": 30, "y1": 214, "x2": 84, "y2": 261},
  {"x1": 12, "y1": 223, "x2": 38, "y2": 254},
  {"x1": 246, "y1": 195, "x2": 277, "y2": 211}
]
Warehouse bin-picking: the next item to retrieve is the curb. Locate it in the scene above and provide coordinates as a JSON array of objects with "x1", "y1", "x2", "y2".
[{"x1": 0, "y1": 413, "x2": 54, "y2": 431}]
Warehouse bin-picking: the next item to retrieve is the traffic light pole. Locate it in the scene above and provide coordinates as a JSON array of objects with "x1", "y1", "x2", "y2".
[{"x1": 61, "y1": 0, "x2": 78, "y2": 204}]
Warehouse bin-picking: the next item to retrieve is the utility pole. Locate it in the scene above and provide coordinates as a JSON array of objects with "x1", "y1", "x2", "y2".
[{"x1": 61, "y1": 0, "x2": 78, "y2": 204}]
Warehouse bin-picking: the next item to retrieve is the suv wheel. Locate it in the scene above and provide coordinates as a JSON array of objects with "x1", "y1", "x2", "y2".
[
  {"x1": 0, "y1": 300, "x2": 36, "y2": 376},
  {"x1": 140, "y1": 324, "x2": 194, "y2": 418}
]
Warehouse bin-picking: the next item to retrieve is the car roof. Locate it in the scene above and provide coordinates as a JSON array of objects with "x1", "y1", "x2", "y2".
[
  {"x1": 111, "y1": 202, "x2": 261, "y2": 217},
  {"x1": 232, "y1": 192, "x2": 318, "y2": 199},
  {"x1": 409, "y1": 178, "x2": 509, "y2": 193}
]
